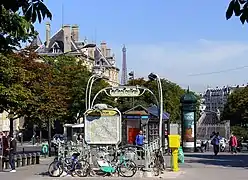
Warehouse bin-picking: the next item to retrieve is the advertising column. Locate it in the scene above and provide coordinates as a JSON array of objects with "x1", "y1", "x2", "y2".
[
  {"x1": 183, "y1": 112, "x2": 195, "y2": 150},
  {"x1": 180, "y1": 88, "x2": 197, "y2": 152}
]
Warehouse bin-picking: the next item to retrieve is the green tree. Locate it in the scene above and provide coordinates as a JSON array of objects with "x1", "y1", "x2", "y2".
[
  {"x1": 0, "y1": 0, "x2": 52, "y2": 52},
  {"x1": 17, "y1": 52, "x2": 69, "y2": 128},
  {"x1": 0, "y1": 53, "x2": 32, "y2": 135},
  {"x1": 231, "y1": 126, "x2": 248, "y2": 139},
  {"x1": 226, "y1": 0, "x2": 248, "y2": 24},
  {"x1": 43, "y1": 55, "x2": 115, "y2": 124},
  {"x1": 222, "y1": 87, "x2": 248, "y2": 126},
  {"x1": 117, "y1": 78, "x2": 185, "y2": 123}
]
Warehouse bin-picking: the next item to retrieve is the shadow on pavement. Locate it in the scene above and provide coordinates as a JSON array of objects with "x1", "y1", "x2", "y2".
[
  {"x1": 184, "y1": 153, "x2": 248, "y2": 168},
  {"x1": 36, "y1": 171, "x2": 49, "y2": 176}
]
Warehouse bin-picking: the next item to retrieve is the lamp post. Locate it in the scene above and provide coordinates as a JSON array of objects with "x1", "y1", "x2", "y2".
[
  {"x1": 85, "y1": 75, "x2": 97, "y2": 110},
  {"x1": 85, "y1": 68, "x2": 106, "y2": 110},
  {"x1": 129, "y1": 71, "x2": 135, "y2": 107},
  {"x1": 148, "y1": 73, "x2": 163, "y2": 148}
]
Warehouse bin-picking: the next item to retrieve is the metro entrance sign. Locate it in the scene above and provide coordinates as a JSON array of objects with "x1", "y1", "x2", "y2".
[
  {"x1": 109, "y1": 86, "x2": 141, "y2": 97},
  {"x1": 90, "y1": 85, "x2": 159, "y2": 109}
]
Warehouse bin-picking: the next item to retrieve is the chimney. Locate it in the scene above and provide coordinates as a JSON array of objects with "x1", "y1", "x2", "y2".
[
  {"x1": 45, "y1": 22, "x2": 51, "y2": 48},
  {"x1": 100, "y1": 41, "x2": 107, "y2": 57},
  {"x1": 106, "y1": 48, "x2": 111, "y2": 57},
  {"x1": 63, "y1": 25, "x2": 71, "y2": 53},
  {"x1": 71, "y1": 24, "x2": 79, "y2": 42}
]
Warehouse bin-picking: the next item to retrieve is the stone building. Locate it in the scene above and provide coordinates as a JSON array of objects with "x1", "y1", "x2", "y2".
[
  {"x1": 203, "y1": 84, "x2": 246, "y2": 113},
  {"x1": 0, "y1": 111, "x2": 24, "y2": 136},
  {"x1": 30, "y1": 23, "x2": 119, "y2": 86}
]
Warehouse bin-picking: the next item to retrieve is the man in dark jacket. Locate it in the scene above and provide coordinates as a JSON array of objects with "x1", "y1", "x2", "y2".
[{"x1": 7, "y1": 135, "x2": 17, "y2": 172}]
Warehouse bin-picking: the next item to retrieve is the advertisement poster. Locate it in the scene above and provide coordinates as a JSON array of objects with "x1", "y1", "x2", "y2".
[{"x1": 183, "y1": 112, "x2": 194, "y2": 148}]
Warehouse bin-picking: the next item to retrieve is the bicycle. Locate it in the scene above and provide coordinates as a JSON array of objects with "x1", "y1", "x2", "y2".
[
  {"x1": 48, "y1": 152, "x2": 89, "y2": 177},
  {"x1": 151, "y1": 147, "x2": 166, "y2": 176},
  {"x1": 111, "y1": 148, "x2": 138, "y2": 177},
  {"x1": 83, "y1": 147, "x2": 137, "y2": 177}
]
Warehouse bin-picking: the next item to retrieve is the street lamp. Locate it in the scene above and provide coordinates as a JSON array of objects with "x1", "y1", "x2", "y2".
[
  {"x1": 129, "y1": 71, "x2": 135, "y2": 107},
  {"x1": 148, "y1": 73, "x2": 163, "y2": 149},
  {"x1": 85, "y1": 69, "x2": 109, "y2": 110}
]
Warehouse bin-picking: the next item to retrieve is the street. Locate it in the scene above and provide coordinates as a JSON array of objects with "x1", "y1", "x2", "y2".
[
  {"x1": 178, "y1": 152, "x2": 248, "y2": 180},
  {"x1": 1, "y1": 152, "x2": 248, "y2": 180}
]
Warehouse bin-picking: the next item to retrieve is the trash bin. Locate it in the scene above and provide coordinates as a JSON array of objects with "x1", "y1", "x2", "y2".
[
  {"x1": 36, "y1": 152, "x2": 40, "y2": 164},
  {"x1": 27, "y1": 153, "x2": 31, "y2": 165},
  {"x1": 41, "y1": 143, "x2": 49, "y2": 157},
  {"x1": 178, "y1": 147, "x2": 184, "y2": 164},
  {"x1": 16, "y1": 154, "x2": 21, "y2": 167},
  {"x1": 31, "y1": 153, "x2": 36, "y2": 165},
  {"x1": 22, "y1": 154, "x2": 27, "y2": 166}
]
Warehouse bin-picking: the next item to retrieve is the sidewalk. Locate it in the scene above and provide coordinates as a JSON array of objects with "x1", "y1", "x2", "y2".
[{"x1": 0, "y1": 157, "x2": 53, "y2": 180}]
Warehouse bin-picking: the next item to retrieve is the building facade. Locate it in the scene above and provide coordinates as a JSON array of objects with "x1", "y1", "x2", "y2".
[
  {"x1": 31, "y1": 23, "x2": 119, "y2": 86},
  {"x1": 0, "y1": 111, "x2": 23, "y2": 135},
  {"x1": 202, "y1": 84, "x2": 246, "y2": 113}
]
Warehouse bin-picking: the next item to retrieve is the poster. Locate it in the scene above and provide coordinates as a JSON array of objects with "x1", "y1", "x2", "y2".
[{"x1": 183, "y1": 112, "x2": 194, "y2": 148}]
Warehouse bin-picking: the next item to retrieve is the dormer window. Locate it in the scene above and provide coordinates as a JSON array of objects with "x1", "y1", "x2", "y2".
[{"x1": 51, "y1": 42, "x2": 61, "y2": 53}]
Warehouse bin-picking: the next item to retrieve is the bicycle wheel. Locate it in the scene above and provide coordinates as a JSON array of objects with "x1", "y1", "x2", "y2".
[
  {"x1": 48, "y1": 161, "x2": 63, "y2": 177},
  {"x1": 153, "y1": 158, "x2": 160, "y2": 176},
  {"x1": 73, "y1": 160, "x2": 90, "y2": 177},
  {"x1": 118, "y1": 159, "x2": 137, "y2": 177}
]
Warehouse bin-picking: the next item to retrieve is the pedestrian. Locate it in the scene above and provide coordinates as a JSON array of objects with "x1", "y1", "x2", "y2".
[
  {"x1": 211, "y1": 132, "x2": 221, "y2": 156},
  {"x1": 6, "y1": 135, "x2": 17, "y2": 172},
  {"x1": 2, "y1": 133, "x2": 9, "y2": 157},
  {"x1": 230, "y1": 133, "x2": 237, "y2": 154},
  {"x1": 135, "y1": 130, "x2": 145, "y2": 159}
]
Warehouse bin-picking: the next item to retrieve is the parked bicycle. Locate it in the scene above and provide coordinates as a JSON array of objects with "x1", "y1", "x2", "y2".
[
  {"x1": 48, "y1": 152, "x2": 89, "y2": 177},
  {"x1": 81, "y1": 147, "x2": 137, "y2": 177},
  {"x1": 151, "y1": 147, "x2": 166, "y2": 176}
]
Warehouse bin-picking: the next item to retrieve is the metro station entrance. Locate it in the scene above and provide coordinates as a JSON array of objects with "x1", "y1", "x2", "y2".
[{"x1": 122, "y1": 105, "x2": 170, "y2": 146}]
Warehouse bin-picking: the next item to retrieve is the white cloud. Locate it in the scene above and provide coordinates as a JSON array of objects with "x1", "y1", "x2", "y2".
[{"x1": 112, "y1": 40, "x2": 248, "y2": 92}]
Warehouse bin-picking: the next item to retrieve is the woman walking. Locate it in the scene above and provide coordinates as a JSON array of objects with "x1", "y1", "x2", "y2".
[{"x1": 230, "y1": 133, "x2": 237, "y2": 154}]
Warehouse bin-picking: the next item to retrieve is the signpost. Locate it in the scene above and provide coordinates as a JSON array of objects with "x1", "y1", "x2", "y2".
[
  {"x1": 84, "y1": 108, "x2": 122, "y2": 145},
  {"x1": 109, "y1": 86, "x2": 140, "y2": 97}
]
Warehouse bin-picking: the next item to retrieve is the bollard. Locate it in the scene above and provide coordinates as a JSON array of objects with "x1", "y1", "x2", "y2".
[
  {"x1": 0, "y1": 156, "x2": 3, "y2": 171},
  {"x1": 36, "y1": 152, "x2": 40, "y2": 164},
  {"x1": 22, "y1": 154, "x2": 27, "y2": 166},
  {"x1": 14, "y1": 155, "x2": 17, "y2": 168},
  {"x1": 27, "y1": 153, "x2": 31, "y2": 165},
  {"x1": 4, "y1": 156, "x2": 9, "y2": 169},
  {"x1": 16, "y1": 154, "x2": 21, "y2": 167},
  {"x1": 31, "y1": 153, "x2": 36, "y2": 165}
]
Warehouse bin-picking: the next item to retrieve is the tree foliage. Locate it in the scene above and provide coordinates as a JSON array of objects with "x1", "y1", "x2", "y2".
[
  {"x1": 222, "y1": 86, "x2": 248, "y2": 126},
  {"x1": 231, "y1": 126, "x2": 248, "y2": 139},
  {"x1": 117, "y1": 78, "x2": 185, "y2": 123},
  {"x1": 226, "y1": 0, "x2": 248, "y2": 24},
  {"x1": 0, "y1": 0, "x2": 52, "y2": 52},
  {"x1": 0, "y1": 51, "x2": 113, "y2": 130}
]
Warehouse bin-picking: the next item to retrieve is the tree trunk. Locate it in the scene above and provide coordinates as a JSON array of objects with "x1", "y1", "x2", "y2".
[
  {"x1": 39, "y1": 129, "x2": 42, "y2": 144},
  {"x1": 9, "y1": 118, "x2": 13, "y2": 137},
  {"x1": 48, "y1": 119, "x2": 51, "y2": 157}
]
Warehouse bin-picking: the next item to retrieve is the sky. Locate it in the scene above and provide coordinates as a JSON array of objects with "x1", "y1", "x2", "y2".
[{"x1": 35, "y1": 0, "x2": 248, "y2": 92}]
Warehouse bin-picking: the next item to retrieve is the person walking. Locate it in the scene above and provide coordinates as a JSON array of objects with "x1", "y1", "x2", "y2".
[
  {"x1": 211, "y1": 132, "x2": 221, "y2": 156},
  {"x1": 7, "y1": 135, "x2": 17, "y2": 172},
  {"x1": 230, "y1": 133, "x2": 238, "y2": 154},
  {"x1": 135, "y1": 130, "x2": 145, "y2": 159}
]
